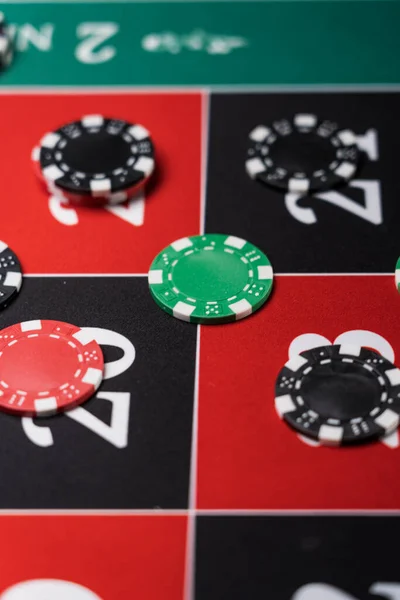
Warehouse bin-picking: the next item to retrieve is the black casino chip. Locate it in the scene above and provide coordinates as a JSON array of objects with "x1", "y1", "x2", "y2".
[
  {"x1": 275, "y1": 344, "x2": 400, "y2": 446},
  {"x1": 246, "y1": 113, "x2": 360, "y2": 194},
  {"x1": 0, "y1": 240, "x2": 22, "y2": 309},
  {"x1": 34, "y1": 115, "x2": 155, "y2": 197},
  {"x1": 0, "y1": 12, "x2": 13, "y2": 70}
]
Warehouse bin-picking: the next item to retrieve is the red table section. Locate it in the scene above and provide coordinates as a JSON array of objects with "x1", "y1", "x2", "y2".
[
  {"x1": 197, "y1": 275, "x2": 400, "y2": 509},
  {"x1": 0, "y1": 515, "x2": 187, "y2": 599},
  {"x1": 0, "y1": 92, "x2": 201, "y2": 274}
]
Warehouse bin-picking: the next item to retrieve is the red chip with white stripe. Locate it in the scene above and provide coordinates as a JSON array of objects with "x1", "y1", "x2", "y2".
[{"x1": 0, "y1": 320, "x2": 104, "y2": 417}]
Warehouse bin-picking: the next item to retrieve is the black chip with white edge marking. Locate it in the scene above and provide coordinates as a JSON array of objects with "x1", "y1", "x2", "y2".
[
  {"x1": 0, "y1": 240, "x2": 22, "y2": 309},
  {"x1": 246, "y1": 113, "x2": 360, "y2": 194},
  {"x1": 34, "y1": 115, "x2": 155, "y2": 197},
  {"x1": 275, "y1": 344, "x2": 400, "y2": 446}
]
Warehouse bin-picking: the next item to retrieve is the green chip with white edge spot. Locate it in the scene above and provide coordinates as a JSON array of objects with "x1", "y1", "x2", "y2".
[
  {"x1": 148, "y1": 233, "x2": 274, "y2": 324},
  {"x1": 396, "y1": 257, "x2": 400, "y2": 292}
]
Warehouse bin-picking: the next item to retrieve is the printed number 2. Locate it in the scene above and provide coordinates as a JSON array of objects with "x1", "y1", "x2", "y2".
[{"x1": 21, "y1": 328, "x2": 135, "y2": 449}]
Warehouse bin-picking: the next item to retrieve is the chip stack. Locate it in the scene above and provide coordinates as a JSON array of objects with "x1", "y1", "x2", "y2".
[{"x1": 32, "y1": 115, "x2": 156, "y2": 207}]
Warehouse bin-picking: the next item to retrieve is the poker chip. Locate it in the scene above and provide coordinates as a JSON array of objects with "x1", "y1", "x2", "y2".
[
  {"x1": 245, "y1": 113, "x2": 360, "y2": 193},
  {"x1": 32, "y1": 115, "x2": 155, "y2": 199},
  {"x1": 0, "y1": 240, "x2": 22, "y2": 309},
  {"x1": 148, "y1": 234, "x2": 273, "y2": 324},
  {"x1": 275, "y1": 344, "x2": 400, "y2": 446},
  {"x1": 35, "y1": 175, "x2": 139, "y2": 208},
  {"x1": 395, "y1": 257, "x2": 400, "y2": 292},
  {"x1": 0, "y1": 320, "x2": 104, "y2": 417},
  {"x1": 0, "y1": 12, "x2": 13, "y2": 69}
]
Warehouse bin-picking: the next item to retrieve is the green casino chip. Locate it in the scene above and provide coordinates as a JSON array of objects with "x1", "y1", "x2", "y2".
[
  {"x1": 148, "y1": 234, "x2": 273, "y2": 324},
  {"x1": 396, "y1": 257, "x2": 400, "y2": 292}
]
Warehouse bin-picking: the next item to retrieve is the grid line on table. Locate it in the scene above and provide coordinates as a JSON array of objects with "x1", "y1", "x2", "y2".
[
  {"x1": 183, "y1": 88, "x2": 210, "y2": 600},
  {"x1": 1, "y1": 509, "x2": 399, "y2": 516}
]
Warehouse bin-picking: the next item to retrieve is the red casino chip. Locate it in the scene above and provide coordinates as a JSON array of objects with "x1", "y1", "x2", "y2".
[{"x1": 0, "y1": 319, "x2": 104, "y2": 417}]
